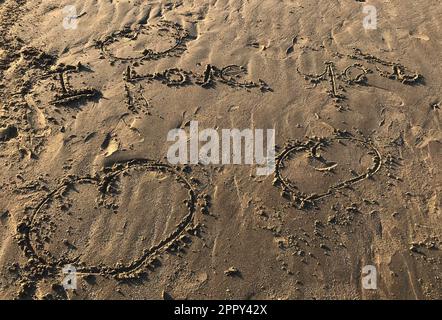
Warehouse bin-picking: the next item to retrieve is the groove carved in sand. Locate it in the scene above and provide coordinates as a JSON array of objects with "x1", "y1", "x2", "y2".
[
  {"x1": 297, "y1": 48, "x2": 424, "y2": 110},
  {"x1": 97, "y1": 21, "x2": 191, "y2": 62},
  {"x1": 122, "y1": 64, "x2": 272, "y2": 113},
  {"x1": 125, "y1": 64, "x2": 271, "y2": 90},
  {"x1": 16, "y1": 160, "x2": 202, "y2": 280},
  {"x1": 26, "y1": 63, "x2": 101, "y2": 107},
  {"x1": 274, "y1": 130, "x2": 382, "y2": 209}
]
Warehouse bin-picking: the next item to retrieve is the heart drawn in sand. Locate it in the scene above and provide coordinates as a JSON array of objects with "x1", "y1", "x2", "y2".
[{"x1": 274, "y1": 132, "x2": 382, "y2": 209}]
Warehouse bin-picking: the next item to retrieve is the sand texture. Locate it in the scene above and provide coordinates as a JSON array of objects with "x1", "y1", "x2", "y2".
[{"x1": 0, "y1": 0, "x2": 441, "y2": 299}]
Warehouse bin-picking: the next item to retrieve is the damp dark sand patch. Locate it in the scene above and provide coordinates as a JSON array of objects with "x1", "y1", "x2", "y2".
[{"x1": 0, "y1": 125, "x2": 18, "y2": 141}]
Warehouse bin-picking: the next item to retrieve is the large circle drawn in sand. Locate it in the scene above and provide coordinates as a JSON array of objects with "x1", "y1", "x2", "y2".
[
  {"x1": 100, "y1": 21, "x2": 189, "y2": 61},
  {"x1": 22, "y1": 161, "x2": 197, "y2": 278},
  {"x1": 274, "y1": 133, "x2": 382, "y2": 208}
]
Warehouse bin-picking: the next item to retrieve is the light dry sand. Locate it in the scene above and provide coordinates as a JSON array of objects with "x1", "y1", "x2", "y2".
[{"x1": 0, "y1": 0, "x2": 441, "y2": 299}]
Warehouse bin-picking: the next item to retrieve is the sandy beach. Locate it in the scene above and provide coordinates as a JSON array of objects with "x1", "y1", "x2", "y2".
[{"x1": 0, "y1": 0, "x2": 440, "y2": 299}]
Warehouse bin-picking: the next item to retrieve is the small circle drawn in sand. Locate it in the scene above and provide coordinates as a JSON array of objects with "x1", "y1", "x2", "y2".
[
  {"x1": 99, "y1": 21, "x2": 190, "y2": 62},
  {"x1": 17, "y1": 160, "x2": 200, "y2": 280},
  {"x1": 274, "y1": 131, "x2": 382, "y2": 209}
]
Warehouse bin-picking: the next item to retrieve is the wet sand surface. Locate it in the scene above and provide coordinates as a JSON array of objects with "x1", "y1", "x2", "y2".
[{"x1": 0, "y1": 0, "x2": 441, "y2": 299}]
